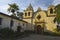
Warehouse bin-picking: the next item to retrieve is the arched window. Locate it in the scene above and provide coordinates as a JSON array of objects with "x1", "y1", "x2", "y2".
[
  {"x1": 28, "y1": 12, "x2": 30, "y2": 16},
  {"x1": 37, "y1": 15, "x2": 41, "y2": 20},
  {"x1": 25, "y1": 13, "x2": 27, "y2": 16},
  {"x1": 50, "y1": 8, "x2": 53, "y2": 14}
]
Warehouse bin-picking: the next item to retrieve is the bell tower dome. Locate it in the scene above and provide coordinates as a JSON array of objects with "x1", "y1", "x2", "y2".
[
  {"x1": 23, "y1": 4, "x2": 34, "y2": 30},
  {"x1": 23, "y1": 3, "x2": 34, "y2": 18},
  {"x1": 36, "y1": 7, "x2": 41, "y2": 12}
]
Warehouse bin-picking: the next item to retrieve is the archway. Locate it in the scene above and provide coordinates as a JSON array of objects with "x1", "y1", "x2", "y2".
[{"x1": 36, "y1": 25, "x2": 43, "y2": 34}]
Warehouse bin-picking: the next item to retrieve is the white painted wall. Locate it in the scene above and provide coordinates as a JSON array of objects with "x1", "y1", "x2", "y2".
[
  {"x1": 0, "y1": 14, "x2": 27, "y2": 32},
  {"x1": 0, "y1": 15, "x2": 11, "y2": 29}
]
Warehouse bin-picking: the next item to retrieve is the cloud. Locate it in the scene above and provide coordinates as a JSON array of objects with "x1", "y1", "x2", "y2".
[
  {"x1": 16, "y1": 0, "x2": 54, "y2": 11},
  {"x1": 52, "y1": 0, "x2": 60, "y2": 6},
  {"x1": 0, "y1": 0, "x2": 13, "y2": 3},
  {"x1": 0, "y1": 5, "x2": 9, "y2": 14},
  {"x1": 0, "y1": 0, "x2": 60, "y2": 15}
]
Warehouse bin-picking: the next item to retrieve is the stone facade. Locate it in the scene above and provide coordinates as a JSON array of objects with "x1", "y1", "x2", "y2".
[
  {"x1": 0, "y1": 4, "x2": 57, "y2": 33},
  {"x1": 23, "y1": 4, "x2": 57, "y2": 32}
]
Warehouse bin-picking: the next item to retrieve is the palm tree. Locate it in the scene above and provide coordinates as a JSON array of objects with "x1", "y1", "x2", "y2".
[{"x1": 8, "y1": 3, "x2": 19, "y2": 16}]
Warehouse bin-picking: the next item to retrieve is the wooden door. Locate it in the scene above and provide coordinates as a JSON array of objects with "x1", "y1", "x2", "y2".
[{"x1": 37, "y1": 25, "x2": 42, "y2": 34}]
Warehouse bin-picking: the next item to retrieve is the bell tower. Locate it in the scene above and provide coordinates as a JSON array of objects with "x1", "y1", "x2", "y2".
[
  {"x1": 23, "y1": 4, "x2": 34, "y2": 30},
  {"x1": 47, "y1": 5, "x2": 56, "y2": 16},
  {"x1": 23, "y1": 4, "x2": 33, "y2": 19}
]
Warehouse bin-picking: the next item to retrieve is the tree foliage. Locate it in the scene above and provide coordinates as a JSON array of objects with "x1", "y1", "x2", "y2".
[
  {"x1": 55, "y1": 4, "x2": 60, "y2": 23},
  {"x1": 8, "y1": 3, "x2": 19, "y2": 15}
]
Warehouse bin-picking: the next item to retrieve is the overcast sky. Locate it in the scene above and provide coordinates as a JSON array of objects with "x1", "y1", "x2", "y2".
[{"x1": 0, "y1": 0, "x2": 60, "y2": 14}]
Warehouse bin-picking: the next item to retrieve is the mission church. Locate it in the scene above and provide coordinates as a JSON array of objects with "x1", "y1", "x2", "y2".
[
  {"x1": 23, "y1": 4, "x2": 57, "y2": 32},
  {"x1": 0, "y1": 4, "x2": 57, "y2": 33}
]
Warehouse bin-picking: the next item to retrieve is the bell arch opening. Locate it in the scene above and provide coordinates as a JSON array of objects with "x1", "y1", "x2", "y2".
[{"x1": 50, "y1": 8, "x2": 53, "y2": 14}]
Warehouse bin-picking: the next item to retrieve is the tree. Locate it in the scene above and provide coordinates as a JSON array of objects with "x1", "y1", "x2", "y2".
[
  {"x1": 7, "y1": 3, "x2": 19, "y2": 29},
  {"x1": 55, "y1": 4, "x2": 60, "y2": 23},
  {"x1": 8, "y1": 3, "x2": 19, "y2": 16}
]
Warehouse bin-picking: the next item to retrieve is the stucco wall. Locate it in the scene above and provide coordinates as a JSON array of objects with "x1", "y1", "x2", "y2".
[
  {"x1": 45, "y1": 17, "x2": 57, "y2": 32},
  {"x1": 32, "y1": 11, "x2": 57, "y2": 32},
  {"x1": 0, "y1": 15, "x2": 11, "y2": 28},
  {"x1": 23, "y1": 19, "x2": 32, "y2": 30},
  {"x1": 0, "y1": 14, "x2": 27, "y2": 32}
]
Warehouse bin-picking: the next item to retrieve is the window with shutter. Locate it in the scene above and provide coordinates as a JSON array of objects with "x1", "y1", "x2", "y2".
[{"x1": 10, "y1": 20, "x2": 14, "y2": 27}]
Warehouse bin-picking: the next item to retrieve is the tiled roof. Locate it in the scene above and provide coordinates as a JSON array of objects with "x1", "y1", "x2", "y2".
[{"x1": 0, "y1": 12, "x2": 28, "y2": 23}]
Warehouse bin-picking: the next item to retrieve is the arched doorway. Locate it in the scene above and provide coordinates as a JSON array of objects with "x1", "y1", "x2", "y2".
[
  {"x1": 36, "y1": 25, "x2": 42, "y2": 34},
  {"x1": 17, "y1": 26, "x2": 22, "y2": 32}
]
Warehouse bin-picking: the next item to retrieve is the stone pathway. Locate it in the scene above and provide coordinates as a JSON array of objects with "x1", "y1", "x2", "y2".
[{"x1": 16, "y1": 34, "x2": 60, "y2": 40}]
